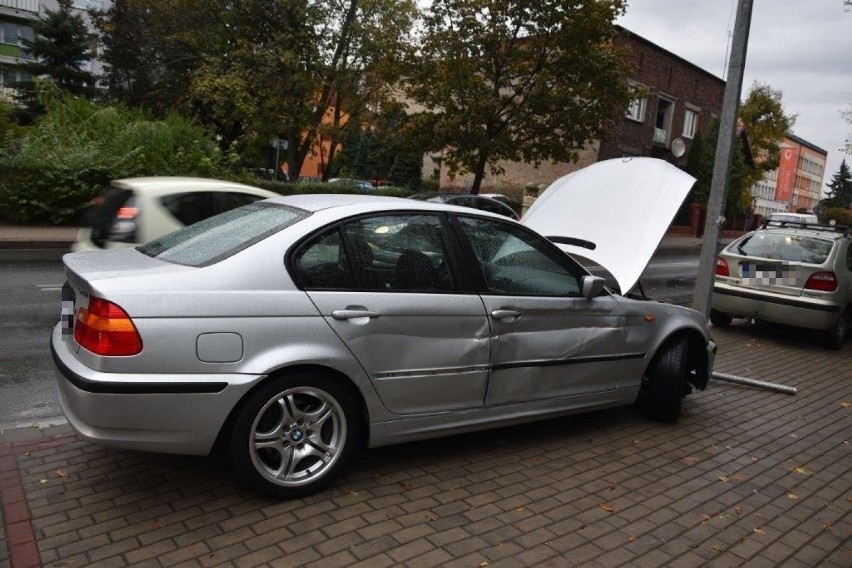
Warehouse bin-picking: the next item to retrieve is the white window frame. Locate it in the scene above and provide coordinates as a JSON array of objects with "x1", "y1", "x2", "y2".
[
  {"x1": 683, "y1": 108, "x2": 698, "y2": 139},
  {"x1": 626, "y1": 97, "x2": 646, "y2": 123}
]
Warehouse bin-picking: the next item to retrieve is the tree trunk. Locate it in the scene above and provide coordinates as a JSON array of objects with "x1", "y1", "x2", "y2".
[{"x1": 471, "y1": 151, "x2": 489, "y2": 194}]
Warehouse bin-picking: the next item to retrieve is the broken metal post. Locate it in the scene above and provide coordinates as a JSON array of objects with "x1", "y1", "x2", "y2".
[{"x1": 712, "y1": 371, "x2": 797, "y2": 395}]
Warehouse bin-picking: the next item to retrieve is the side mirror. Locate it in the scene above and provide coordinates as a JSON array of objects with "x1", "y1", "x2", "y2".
[{"x1": 581, "y1": 275, "x2": 605, "y2": 299}]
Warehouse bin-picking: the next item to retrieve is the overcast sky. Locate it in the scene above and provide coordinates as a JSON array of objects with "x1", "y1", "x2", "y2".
[{"x1": 617, "y1": 0, "x2": 852, "y2": 192}]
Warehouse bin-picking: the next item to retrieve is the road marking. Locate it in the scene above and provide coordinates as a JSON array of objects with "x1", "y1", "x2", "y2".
[{"x1": 37, "y1": 284, "x2": 63, "y2": 292}]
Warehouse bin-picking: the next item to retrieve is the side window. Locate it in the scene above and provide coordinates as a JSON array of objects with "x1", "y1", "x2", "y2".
[
  {"x1": 343, "y1": 215, "x2": 455, "y2": 292},
  {"x1": 160, "y1": 192, "x2": 215, "y2": 226},
  {"x1": 458, "y1": 216, "x2": 581, "y2": 297},
  {"x1": 215, "y1": 192, "x2": 267, "y2": 214},
  {"x1": 294, "y1": 229, "x2": 355, "y2": 290},
  {"x1": 846, "y1": 242, "x2": 852, "y2": 271},
  {"x1": 475, "y1": 197, "x2": 516, "y2": 219}
]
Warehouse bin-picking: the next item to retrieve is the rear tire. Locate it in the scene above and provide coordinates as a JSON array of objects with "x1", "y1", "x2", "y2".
[
  {"x1": 825, "y1": 309, "x2": 850, "y2": 350},
  {"x1": 709, "y1": 309, "x2": 732, "y2": 328},
  {"x1": 637, "y1": 338, "x2": 688, "y2": 422},
  {"x1": 230, "y1": 372, "x2": 360, "y2": 498}
]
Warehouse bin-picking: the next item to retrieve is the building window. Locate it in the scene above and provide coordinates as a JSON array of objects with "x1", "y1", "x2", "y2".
[
  {"x1": 626, "y1": 97, "x2": 646, "y2": 123},
  {"x1": 654, "y1": 97, "x2": 674, "y2": 146},
  {"x1": 683, "y1": 108, "x2": 698, "y2": 139}
]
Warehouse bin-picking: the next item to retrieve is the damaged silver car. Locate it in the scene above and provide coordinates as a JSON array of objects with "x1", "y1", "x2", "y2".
[{"x1": 51, "y1": 158, "x2": 715, "y2": 498}]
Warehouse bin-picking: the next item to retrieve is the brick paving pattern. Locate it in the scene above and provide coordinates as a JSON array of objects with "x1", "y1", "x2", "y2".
[{"x1": 1, "y1": 323, "x2": 850, "y2": 567}]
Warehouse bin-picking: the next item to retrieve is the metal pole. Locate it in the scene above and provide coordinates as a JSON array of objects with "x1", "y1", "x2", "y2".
[
  {"x1": 693, "y1": 0, "x2": 754, "y2": 316},
  {"x1": 712, "y1": 372, "x2": 797, "y2": 395}
]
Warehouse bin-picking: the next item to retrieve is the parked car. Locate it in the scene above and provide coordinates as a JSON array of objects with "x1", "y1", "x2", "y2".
[
  {"x1": 711, "y1": 220, "x2": 852, "y2": 348},
  {"x1": 767, "y1": 212, "x2": 819, "y2": 225},
  {"x1": 72, "y1": 177, "x2": 280, "y2": 252},
  {"x1": 327, "y1": 177, "x2": 374, "y2": 191},
  {"x1": 479, "y1": 192, "x2": 513, "y2": 207},
  {"x1": 52, "y1": 158, "x2": 715, "y2": 498},
  {"x1": 408, "y1": 192, "x2": 519, "y2": 219}
]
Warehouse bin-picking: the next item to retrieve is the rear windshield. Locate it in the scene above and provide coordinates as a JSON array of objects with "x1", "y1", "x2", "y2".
[
  {"x1": 732, "y1": 232, "x2": 834, "y2": 264},
  {"x1": 138, "y1": 202, "x2": 308, "y2": 267}
]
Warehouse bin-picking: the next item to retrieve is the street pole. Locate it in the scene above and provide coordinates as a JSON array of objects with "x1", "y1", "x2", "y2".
[{"x1": 693, "y1": 0, "x2": 754, "y2": 316}]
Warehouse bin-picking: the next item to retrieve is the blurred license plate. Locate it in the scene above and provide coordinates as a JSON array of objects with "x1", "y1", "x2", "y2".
[
  {"x1": 739, "y1": 262, "x2": 797, "y2": 285},
  {"x1": 61, "y1": 281, "x2": 75, "y2": 337}
]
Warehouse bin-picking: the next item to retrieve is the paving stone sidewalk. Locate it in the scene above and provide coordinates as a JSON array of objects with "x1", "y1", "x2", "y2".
[{"x1": 1, "y1": 324, "x2": 850, "y2": 568}]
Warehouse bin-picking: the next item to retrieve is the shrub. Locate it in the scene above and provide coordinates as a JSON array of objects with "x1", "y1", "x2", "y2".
[
  {"x1": 0, "y1": 80, "x2": 235, "y2": 224},
  {"x1": 819, "y1": 207, "x2": 852, "y2": 227}
]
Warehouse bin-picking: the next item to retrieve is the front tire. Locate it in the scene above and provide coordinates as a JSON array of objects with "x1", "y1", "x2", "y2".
[
  {"x1": 230, "y1": 372, "x2": 360, "y2": 498},
  {"x1": 637, "y1": 337, "x2": 688, "y2": 422}
]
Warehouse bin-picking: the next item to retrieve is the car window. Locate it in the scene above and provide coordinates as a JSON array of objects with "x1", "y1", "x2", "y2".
[
  {"x1": 296, "y1": 215, "x2": 455, "y2": 292},
  {"x1": 215, "y1": 192, "x2": 269, "y2": 214},
  {"x1": 734, "y1": 232, "x2": 834, "y2": 264},
  {"x1": 457, "y1": 216, "x2": 581, "y2": 296},
  {"x1": 474, "y1": 196, "x2": 517, "y2": 219},
  {"x1": 139, "y1": 202, "x2": 307, "y2": 267},
  {"x1": 846, "y1": 242, "x2": 852, "y2": 271},
  {"x1": 160, "y1": 192, "x2": 216, "y2": 226},
  {"x1": 293, "y1": 229, "x2": 356, "y2": 289}
]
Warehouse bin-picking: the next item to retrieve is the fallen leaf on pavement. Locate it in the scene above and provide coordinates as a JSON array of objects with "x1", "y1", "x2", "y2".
[
  {"x1": 822, "y1": 523, "x2": 832, "y2": 532},
  {"x1": 24, "y1": 451, "x2": 31, "y2": 457},
  {"x1": 787, "y1": 493, "x2": 798, "y2": 500},
  {"x1": 753, "y1": 527, "x2": 765, "y2": 535},
  {"x1": 400, "y1": 482, "x2": 413, "y2": 492},
  {"x1": 718, "y1": 475, "x2": 730, "y2": 482},
  {"x1": 39, "y1": 479, "x2": 48, "y2": 484},
  {"x1": 56, "y1": 469, "x2": 68, "y2": 477},
  {"x1": 701, "y1": 514, "x2": 711, "y2": 524},
  {"x1": 792, "y1": 467, "x2": 812, "y2": 476},
  {"x1": 683, "y1": 456, "x2": 699, "y2": 464},
  {"x1": 601, "y1": 503, "x2": 614, "y2": 513},
  {"x1": 628, "y1": 535, "x2": 637, "y2": 542},
  {"x1": 840, "y1": 401, "x2": 851, "y2": 408},
  {"x1": 608, "y1": 482, "x2": 617, "y2": 491}
]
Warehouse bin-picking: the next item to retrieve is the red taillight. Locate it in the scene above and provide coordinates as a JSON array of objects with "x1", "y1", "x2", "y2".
[
  {"x1": 715, "y1": 258, "x2": 729, "y2": 277},
  {"x1": 116, "y1": 206, "x2": 139, "y2": 219},
  {"x1": 74, "y1": 297, "x2": 143, "y2": 356},
  {"x1": 804, "y1": 272, "x2": 838, "y2": 292}
]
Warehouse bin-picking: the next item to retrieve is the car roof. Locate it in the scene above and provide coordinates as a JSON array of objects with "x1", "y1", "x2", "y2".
[
  {"x1": 112, "y1": 177, "x2": 278, "y2": 197},
  {"x1": 754, "y1": 222, "x2": 850, "y2": 241},
  {"x1": 265, "y1": 193, "x2": 515, "y2": 220}
]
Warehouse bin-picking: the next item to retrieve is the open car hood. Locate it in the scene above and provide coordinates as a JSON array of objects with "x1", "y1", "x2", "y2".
[{"x1": 521, "y1": 158, "x2": 696, "y2": 293}]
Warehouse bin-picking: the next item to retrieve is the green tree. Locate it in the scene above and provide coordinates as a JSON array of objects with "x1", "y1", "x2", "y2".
[
  {"x1": 685, "y1": 116, "x2": 748, "y2": 213},
  {"x1": 821, "y1": 159, "x2": 852, "y2": 209},
  {"x1": 738, "y1": 81, "x2": 796, "y2": 190},
  {"x1": 407, "y1": 0, "x2": 631, "y2": 193},
  {"x1": 20, "y1": 0, "x2": 96, "y2": 103},
  {"x1": 0, "y1": 80, "x2": 234, "y2": 224},
  {"x1": 93, "y1": 0, "x2": 417, "y2": 178},
  {"x1": 331, "y1": 103, "x2": 426, "y2": 187}
]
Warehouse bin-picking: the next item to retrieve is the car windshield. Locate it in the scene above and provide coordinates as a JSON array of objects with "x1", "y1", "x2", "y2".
[
  {"x1": 733, "y1": 232, "x2": 834, "y2": 264},
  {"x1": 138, "y1": 202, "x2": 308, "y2": 267}
]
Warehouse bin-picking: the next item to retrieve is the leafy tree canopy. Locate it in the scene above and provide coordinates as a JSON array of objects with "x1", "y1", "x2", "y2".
[
  {"x1": 408, "y1": 0, "x2": 632, "y2": 193},
  {"x1": 93, "y1": 0, "x2": 418, "y2": 179},
  {"x1": 739, "y1": 81, "x2": 796, "y2": 190},
  {"x1": 685, "y1": 116, "x2": 749, "y2": 214}
]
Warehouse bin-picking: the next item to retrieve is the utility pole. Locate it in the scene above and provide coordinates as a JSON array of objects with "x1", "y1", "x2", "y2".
[{"x1": 693, "y1": 0, "x2": 754, "y2": 316}]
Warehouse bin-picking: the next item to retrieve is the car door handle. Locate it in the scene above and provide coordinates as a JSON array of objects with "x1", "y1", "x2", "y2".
[
  {"x1": 332, "y1": 309, "x2": 380, "y2": 320},
  {"x1": 490, "y1": 309, "x2": 521, "y2": 320}
]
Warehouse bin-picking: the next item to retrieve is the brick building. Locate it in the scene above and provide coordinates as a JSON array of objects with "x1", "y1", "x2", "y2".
[{"x1": 428, "y1": 26, "x2": 727, "y2": 197}]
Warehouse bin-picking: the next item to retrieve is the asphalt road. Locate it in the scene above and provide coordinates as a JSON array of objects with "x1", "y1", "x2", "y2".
[
  {"x1": 0, "y1": 248, "x2": 68, "y2": 427},
  {"x1": 0, "y1": 248, "x2": 701, "y2": 427}
]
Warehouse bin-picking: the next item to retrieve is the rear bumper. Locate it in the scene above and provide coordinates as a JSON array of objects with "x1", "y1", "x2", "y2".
[
  {"x1": 50, "y1": 324, "x2": 263, "y2": 455},
  {"x1": 712, "y1": 284, "x2": 842, "y2": 330}
]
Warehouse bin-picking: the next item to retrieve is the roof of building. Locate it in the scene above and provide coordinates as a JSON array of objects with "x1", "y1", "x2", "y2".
[
  {"x1": 784, "y1": 132, "x2": 828, "y2": 156},
  {"x1": 615, "y1": 25, "x2": 726, "y2": 87}
]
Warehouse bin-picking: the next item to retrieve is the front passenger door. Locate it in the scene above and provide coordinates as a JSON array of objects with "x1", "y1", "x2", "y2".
[{"x1": 455, "y1": 216, "x2": 626, "y2": 406}]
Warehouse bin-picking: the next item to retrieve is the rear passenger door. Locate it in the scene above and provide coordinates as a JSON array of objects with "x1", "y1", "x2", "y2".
[{"x1": 292, "y1": 213, "x2": 491, "y2": 415}]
